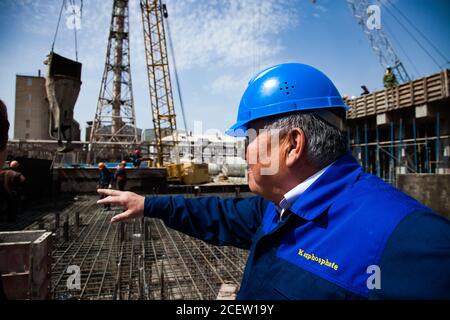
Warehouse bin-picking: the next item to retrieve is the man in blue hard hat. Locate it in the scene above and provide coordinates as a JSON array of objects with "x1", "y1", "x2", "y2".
[{"x1": 98, "y1": 63, "x2": 450, "y2": 299}]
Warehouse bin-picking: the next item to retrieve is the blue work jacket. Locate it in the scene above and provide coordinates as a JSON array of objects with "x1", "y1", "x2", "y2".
[
  {"x1": 144, "y1": 152, "x2": 450, "y2": 299},
  {"x1": 98, "y1": 167, "x2": 113, "y2": 187}
]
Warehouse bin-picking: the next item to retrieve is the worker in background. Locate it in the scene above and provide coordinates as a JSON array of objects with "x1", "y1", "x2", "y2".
[
  {"x1": 383, "y1": 66, "x2": 398, "y2": 89},
  {"x1": 114, "y1": 161, "x2": 127, "y2": 191},
  {"x1": 97, "y1": 162, "x2": 113, "y2": 211},
  {"x1": 130, "y1": 149, "x2": 142, "y2": 168},
  {"x1": 361, "y1": 85, "x2": 370, "y2": 95},
  {"x1": 98, "y1": 63, "x2": 450, "y2": 299},
  {"x1": 0, "y1": 100, "x2": 10, "y2": 299},
  {"x1": 0, "y1": 160, "x2": 26, "y2": 222}
]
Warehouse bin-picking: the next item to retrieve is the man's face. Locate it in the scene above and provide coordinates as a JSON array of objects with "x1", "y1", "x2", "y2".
[{"x1": 245, "y1": 120, "x2": 287, "y2": 198}]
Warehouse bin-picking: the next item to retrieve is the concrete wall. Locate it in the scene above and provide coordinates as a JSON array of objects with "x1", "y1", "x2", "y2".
[
  {"x1": 397, "y1": 174, "x2": 450, "y2": 219},
  {"x1": 54, "y1": 167, "x2": 168, "y2": 194},
  {"x1": 0, "y1": 230, "x2": 52, "y2": 299},
  {"x1": 15, "y1": 157, "x2": 53, "y2": 199}
]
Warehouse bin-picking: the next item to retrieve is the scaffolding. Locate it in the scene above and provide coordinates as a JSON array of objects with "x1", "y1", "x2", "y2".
[{"x1": 346, "y1": 69, "x2": 450, "y2": 184}]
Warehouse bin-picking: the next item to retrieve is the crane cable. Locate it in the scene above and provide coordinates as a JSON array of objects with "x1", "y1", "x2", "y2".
[
  {"x1": 386, "y1": 0, "x2": 449, "y2": 68},
  {"x1": 381, "y1": 16, "x2": 421, "y2": 78},
  {"x1": 379, "y1": 0, "x2": 445, "y2": 70},
  {"x1": 51, "y1": 0, "x2": 66, "y2": 52},
  {"x1": 50, "y1": 0, "x2": 82, "y2": 61},
  {"x1": 162, "y1": 4, "x2": 192, "y2": 158}
]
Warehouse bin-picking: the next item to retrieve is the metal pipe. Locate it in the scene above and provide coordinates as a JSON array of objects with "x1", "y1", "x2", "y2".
[
  {"x1": 119, "y1": 222, "x2": 125, "y2": 243},
  {"x1": 138, "y1": 255, "x2": 144, "y2": 300},
  {"x1": 63, "y1": 217, "x2": 69, "y2": 242},
  {"x1": 425, "y1": 133, "x2": 430, "y2": 173},
  {"x1": 398, "y1": 118, "x2": 403, "y2": 169},
  {"x1": 351, "y1": 134, "x2": 450, "y2": 147},
  {"x1": 436, "y1": 111, "x2": 440, "y2": 172},
  {"x1": 364, "y1": 120, "x2": 368, "y2": 171},
  {"x1": 376, "y1": 125, "x2": 380, "y2": 177},
  {"x1": 160, "y1": 260, "x2": 166, "y2": 300},
  {"x1": 355, "y1": 125, "x2": 360, "y2": 163},
  {"x1": 413, "y1": 117, "x2": 418, "y2": 172},
  {"x1": 390, "y1": 121, "x2": 394, "y2": 182},
  {"x1": 75, "y1": 211, "x2": 80, "y2": 229}
]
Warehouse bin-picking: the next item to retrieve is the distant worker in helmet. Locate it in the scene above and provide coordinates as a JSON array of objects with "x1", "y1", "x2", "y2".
[
  {"x1": 0, "y1": 160, "x2": 26, "y2": 222},
  {"x1": 114, "y1": 161, "x2": 127, "y2": 191},
  {"x1": 0, "y1": 102, "x2": 26, "y2": 223},
  {"x1": 98, "y1": 63, "x2": 450, "y2": 300},
  {"x1": 130, "y1": 149, "x2": 142, "y2": 168},
  {"x1": 383, "y1": 66, "x2": 398, "y2": 89},
  {"x1": 97, "y1": 162, "x2": 113, "y2": 211}
]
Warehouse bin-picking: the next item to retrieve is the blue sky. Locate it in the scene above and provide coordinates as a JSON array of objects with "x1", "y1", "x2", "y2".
[{"x1": 0, "y1": 0, "x2": 449, "y2": 140}]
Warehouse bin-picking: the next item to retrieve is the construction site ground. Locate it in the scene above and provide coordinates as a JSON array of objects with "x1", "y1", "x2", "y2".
[{"x1": 0, "y1": 192, "x2": 251, "y2": 300}]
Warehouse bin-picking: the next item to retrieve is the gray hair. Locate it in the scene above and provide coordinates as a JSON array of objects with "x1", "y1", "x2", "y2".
[{"x1": 263, "y1": 111, "x2": 348, "y2": 168}]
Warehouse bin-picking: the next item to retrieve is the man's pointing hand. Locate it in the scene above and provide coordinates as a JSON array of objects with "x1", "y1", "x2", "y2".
[{"x1": 97, "y1": 189, "x2": 145, "y2": 223}]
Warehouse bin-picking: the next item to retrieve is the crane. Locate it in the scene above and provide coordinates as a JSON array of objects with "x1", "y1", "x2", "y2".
[
  {"x1": 140, "y1": 0, "x2": 179, "y2": 167},
  {"x1": 89, "y1": 0, "x2": 181, "y2": 166},
  {"x1": 90, "y1": 0, "x2": 138, "y2": 162},
  {"x1": 346, "y1": 0, "x2": 411, "y2": 83}
]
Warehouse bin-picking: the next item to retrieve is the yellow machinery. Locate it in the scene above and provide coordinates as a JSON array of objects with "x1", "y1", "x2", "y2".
[{"x1": 166, "y1": 163, "x2": 211, "y2": 185}]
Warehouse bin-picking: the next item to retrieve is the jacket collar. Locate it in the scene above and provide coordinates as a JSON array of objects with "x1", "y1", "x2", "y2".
[{"x1": 287, "y1": 152, "x2": 363, "y2": 221}]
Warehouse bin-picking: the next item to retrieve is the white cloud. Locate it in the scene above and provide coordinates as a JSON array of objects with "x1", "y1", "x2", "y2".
[
  {"x1": 314, "y1": 4, "x2": 328, "y2": 13},
  {"x1": 210, "y1": 73, "x2": 247, "y2": 94},
  {"x1": 166, "y1": 0, "x2": 299, "y2": 70}
]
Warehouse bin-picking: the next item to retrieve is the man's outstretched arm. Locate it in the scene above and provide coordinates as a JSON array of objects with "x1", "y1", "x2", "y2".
[{"x1": 97, "y1": 189, "x2": 268, "y2": 249}]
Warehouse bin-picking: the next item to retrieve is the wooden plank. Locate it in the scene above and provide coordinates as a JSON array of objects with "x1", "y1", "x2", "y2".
[
  {"x1": 343, "y1": 69, "x2": 449, "y2": 120},
  {"x1": 0, "y1": 231, "x2": 52, "y2": 299}
]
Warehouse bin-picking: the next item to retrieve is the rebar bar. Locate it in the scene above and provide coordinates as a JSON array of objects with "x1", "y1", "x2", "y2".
[{"x1": 43, "y1": 193, "x2": 249, "y2": 300}]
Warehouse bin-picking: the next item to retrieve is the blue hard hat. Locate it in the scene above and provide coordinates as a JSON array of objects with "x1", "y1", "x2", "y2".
[{"x1": 226, "y1": 63, "x2": 349, "y2": 136}]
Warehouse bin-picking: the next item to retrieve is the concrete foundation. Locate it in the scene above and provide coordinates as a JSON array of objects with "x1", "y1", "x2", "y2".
[
  {"x1": 397, "y1": 174, "x2": 450, "y2": 219},
  {"x1": 54, "y1": 167, "x2": 168, "y2": 194}
]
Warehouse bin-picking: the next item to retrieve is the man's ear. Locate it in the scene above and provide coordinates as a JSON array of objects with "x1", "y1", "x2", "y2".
[{"x1": 285, "y1": 128, "x2": 305, "y2": 168}]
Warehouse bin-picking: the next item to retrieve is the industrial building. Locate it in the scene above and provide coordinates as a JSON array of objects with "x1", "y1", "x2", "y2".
[{"x1": 14, "y1": 74, "x2": 81, "y2": 142}]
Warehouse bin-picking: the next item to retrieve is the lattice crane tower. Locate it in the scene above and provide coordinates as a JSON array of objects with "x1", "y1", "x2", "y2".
[{"x1": 90, "y1": 0, "x2": 138, "y2": 157}]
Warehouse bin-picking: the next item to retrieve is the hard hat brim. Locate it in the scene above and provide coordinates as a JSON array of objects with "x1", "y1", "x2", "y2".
[
  {"x1": 225, "y1": 103, "x2": 349, "y2": 137},
  {"x1": 225, "y1": 121, "x2": 248, "y2": 137}
]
